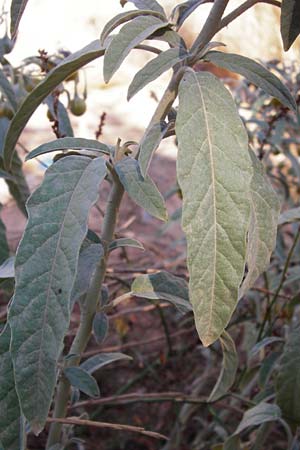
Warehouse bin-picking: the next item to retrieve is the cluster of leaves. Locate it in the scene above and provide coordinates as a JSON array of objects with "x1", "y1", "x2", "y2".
[{"x1": 0, "y1": 0, "x2": 300, "y2": 449}]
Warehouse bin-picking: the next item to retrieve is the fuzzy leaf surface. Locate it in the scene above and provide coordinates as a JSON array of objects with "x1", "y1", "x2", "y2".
[
  {"x1": 115, "y1": 157, "x2": 167, "y2": 221},
  {"x1": 0, "y1": 325, "x2": 25, "y2": 450},
  {"x1": 233, "y1": 402, "x2": 281, "y2": 435},
  {"x1": 138, "y1": 121, "x2": 170, "y2": 177},
  {"x1": 204, "y1": 51, "x2": 297, "y2": 112},
  {"x1": 26, "y1": 137, "x2": 111, "y2": 161},
  {"x1": 64, "y1": 367, "x2": 99, "y2": 398},
  {"x1": 128, "y1": 47, "x2": 187, "y2": 100},
  {"x1": 8, "y1": 156, "x2": 107, "y2": 433},
  {"x1": 80, "y1": 353, "x2": 131, "y2": 373},
  {"x1": 281, "y1": 0, "x2": 300, "y2": 50},
  {"x1": 176, "y1": 70, "x2": 252, "y2": 346},
  {"x1": 239, "y1": 150, "x2": 280, "y2": 298},
  {"x1": 10, "y1": 0, "x2": 29, "y2": 38},
  {"x1": 109, "y1": 237, "x2": 144, "y2": 252},
  {"x1": 276, "y1": 325, "x2": 300, "y2": 424},
  {"x1": 131, "y1": 270, "x2": 192, "y2": 313},
  {"x1": 103, "y1": 15, "x2": 168, "y2": 83},
  {"x1": 92, "y1": 313, "x2": 109, "y2": 344},
  {"x1": 208, "y1": 331, "x2": 238, "y2": 402},
  {"x1": 3, "y1": 40, "x2": 105, "y2": 170}
]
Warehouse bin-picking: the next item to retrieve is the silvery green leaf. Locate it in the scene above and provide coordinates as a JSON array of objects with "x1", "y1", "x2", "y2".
[
  {"x1": 3, "y1": 40, "x2": 105, "y2": 170},
  {"x1": 26, "y1": 137, "x2": 111, "y2": 161},
  {"x1": 80, "y1": 352, "x2": 131, "y2": 374},
  {"x1": 281, "y1": 0, "x2": 300, "y2": 51},
  {"x1": 176, "y1": 70, "x2": 253, "y2": 346},
  {"x1": 279, "y1": 207, "x2": 300, "y2": 226},
  {"x1": 138, "y1": 121, "x2": 170, "y2": 177},
  {"x1": 10, "y1": 0, "x2": 29, "y2": 39},
  {"x1": 103, "y1": 15, "x2": 168, "y2": 83},
  {"x1": 100, "y1": 9, "x2": 166, "y2": 45},
  {"x1": 128, "y1": 47, "x2": 187, "y2": 100},
  {"x1": 131, "y1": 270, "x2": 192, "y2": 314},
  {"x1": 64, "y1": 367, "x2": 100, "y2": 398},
  {"x1": 204, "y1": 51, "x2": 297, "y2": 112},
  {"x1": 115, "y1": 157, "x2": 167, "y2": 221},
  {"x1": 233, "y1": 402, "x2": 281, "y2": 436},
  {"x1": 8, "y1": 156, "x2": 107, "y2": 433},
  {"x1": 0, "y1": 257, "x2": 15, "y2": 279},
  {"x1": 276, "y1": 325, "x2": 300, "y2": 424},
  {"x1": 239, "y1": 150, "x2": 280, "y2": 298},
  {"x1": 0, "y1": 70, "x2": 18, "y2": 112},
  {"x1": 92, "y1": 313, "x2": 109, "y2": 344},
  {"x1": 109, "y1": 237, "x2": 144, "y2": 252},
  {"x1": 208, "y1": 331, "x2": 238, "y2": 402},
  {"x1": 0, "y1": 325, "x2": 26, "y2": 450},
  {"x1": 121, "y1": 0, "x2": 166, "y2": 16},
  {"x1": 249, "y1": 336, "x2": 284, "y2": 360}
]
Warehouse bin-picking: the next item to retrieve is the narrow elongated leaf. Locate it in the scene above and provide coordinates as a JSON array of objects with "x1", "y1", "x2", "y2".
[
  {"x1": 128, "y1": 47, "x2": 187, "y2": 100},
  {"x1": 279, "y1": 207, "x2": 300, "y2": 225},
  {"x1": 109, "y1": 237, "x2": 144, "y2": 252},
  {"x1": 0, "y1": 325, "x2": 25, "y2": 450},
  {"x1": 0, "y1": 70, "x2": 18, "y2": 112},
  {"x1": 176, "y1": 70, "x2": 252, "y2": 346},
  {"x1": 45, "y1": 96, "x2": 74, "y2": 138},
  {"x1": 3, "y1": 40, "x2": 105, "y2": 170},
  {"x1": 131, "y1": 270, "x2": 192, "y2": 313},
  {"x1": 249, "y1": 336, "x2": 283, "y2": 360},
  {"x1": 276, "y1": 325, "x2": 300, "y2": 424},
  {"x1": 121, "y1": 0, "x2": 166, "y2": 16},
  {"x1": 80, "y1": 353, "x2": 131, "y2": 373},
  {"x1": 26, "y1": 137, "x2": 111, "y2": 161},
  {"x1": 138, "y1": 121, "x2": 169, "y2": 177},
  {"x1": 239, "y1": 150, "x2": 280, "y2": 298},
  {"x1": 93, "y1": 313, "x2": 109, "y2": 344},
  {"x1": 64, "y1": 367, "x2": 99, "y2": 398},
  {"x1": 8, "y1": 156, "x2": 107, "y2": 433},
  {"x1": 115, "y1": 157, "x2": 167, "y2": 221},
  {"x1": 204, "y1": 51, "x2": 297, "y2": 112},
  {"x1": 150, "y1": 28, "x2": 185, "y2": 48},
  {"x1": 281, "y1": 0, "x2": 300, "y2": 51},
  {"x1": 233, "y1": 402, "x2": 281, "y2": 435},
  {"x1": 0, "y1": 257, "x2": 15, "y2": 279},
  {"x1": 0, "y1": 214, "x2": 9, "y2": 265},
  {"x1": 10, "y1": 0, "x2": 29, "y2": 39},
  {"x1": 103, "y1": 16, "x2": 168, "y2": 83},
  {"x1": 0, "y1": 169, "x2": 14, "y2": 180},
  {"x1": 208, "y1": 331, "x2": 238, "y2": 402},
  {"x1": 170, "y1": 0, "x2": 208, "y2": 30},
  {"x1": 100, "y1": 9, "x2": 166, "y2": 45},
  {"x1": 70, "y1": 241, "x2": 104, "y2": 307}
]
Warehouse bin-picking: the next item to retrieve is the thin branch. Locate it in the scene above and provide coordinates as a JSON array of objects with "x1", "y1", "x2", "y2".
[
  {"x1": 134, "y1": 44, "x2": 162, "y2": 55},
  {"x1": 46, "y1": 417, "x2": 168, "y2": 441}
]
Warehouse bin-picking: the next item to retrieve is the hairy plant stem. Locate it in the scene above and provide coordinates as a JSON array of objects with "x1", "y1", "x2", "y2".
[{"x1": 46, "y1": 69, "x2": 183, "y2": 448}]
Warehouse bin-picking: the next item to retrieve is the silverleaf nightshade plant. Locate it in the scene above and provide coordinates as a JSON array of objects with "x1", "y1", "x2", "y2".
[{"x1": 0, "y1": 0, "x2": 299, "y2": 448}]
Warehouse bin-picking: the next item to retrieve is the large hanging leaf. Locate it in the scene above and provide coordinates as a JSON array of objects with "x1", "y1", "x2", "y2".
[
  {"x1": 239, "y1": 150, "x2": 280, "y2": 298},
  {"x1": 0, "y1": 70, "x2": 18, "y2": 112},
  {"x1": 131, "y1": 270, "x2": 192, "y2": 313},
  {"x1": 207, "y1": 331, "x2": 238, "y2": 402},
  {"x1": 26, "y1": 137, "x2": 112, "y2": 161},
  {"x1": 128, "y1": 47, "x2": 187, "y2": 100},
  {"x1": 3, "y1": 40, "x2": 105, "y2": 170},
  {"x1": 100, "y1": 9, "x2": 166, "y2": 45},
  {"x1": 10, "y1": 0, "x2": 29, "y2": 39},
  {"x1": 121, "y1": 0, "x2": 166, "y2": 16},
  {"x1": 138, "y1": 121, "x2": 170, "y2": 177},
  {"x1": 278, "y1": 207, "x2": 300, "y2": 226},
  {"x1": 276, "y1": 325, "x2": 300, "y2": 424},
  {"x1": 204, "y1": 51, "x2": 297, "y2": 112},
  {"x1": 115, "y1": 157, "x2": 167, "y2": 221},
  {"x1": 280, "y1": 0, "x2": 300, "y2": 51},
  {"x1": 0, "y1": 325, "x2": 25, "y2": 450},
  {"x1": 176, "y1": 70, "x2": 253, "y2": 347},
  {"x1": 103, "y1": 15, "x2": 168, "y2": 83},
  {"x1": 8, "y1": 156, "x2": 107, "y2": 433}
]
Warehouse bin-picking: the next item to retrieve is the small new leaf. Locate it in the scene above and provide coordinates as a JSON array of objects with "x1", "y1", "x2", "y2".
[
  {"x1": 80, "y1": 353, "x2": 132, "y2": 373},
  {"x1": 64, "y1": 367, "x2": 100, "y2": 398},
  {"x1": 115, "y1": 157, "x2": 168, "y2": 221},
  {"x1": 109, "y1": 237, "x2": 144, "y2": 252}
]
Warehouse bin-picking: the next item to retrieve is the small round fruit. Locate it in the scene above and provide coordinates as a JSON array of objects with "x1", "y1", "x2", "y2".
[{"x1": 70, "y1": 97, "x2": 87, "y2": 116}]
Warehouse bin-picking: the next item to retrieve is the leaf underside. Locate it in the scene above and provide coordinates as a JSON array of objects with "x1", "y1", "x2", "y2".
[
  {"x1": 8, "y1": 156, "x2": 107, "y2": 433},
  {"x1": 280, "y1": 0, "x2": 300, "y2": 51},
  {"x1": 176, "y1": 70, "x2": 253, "y2": 346}
]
